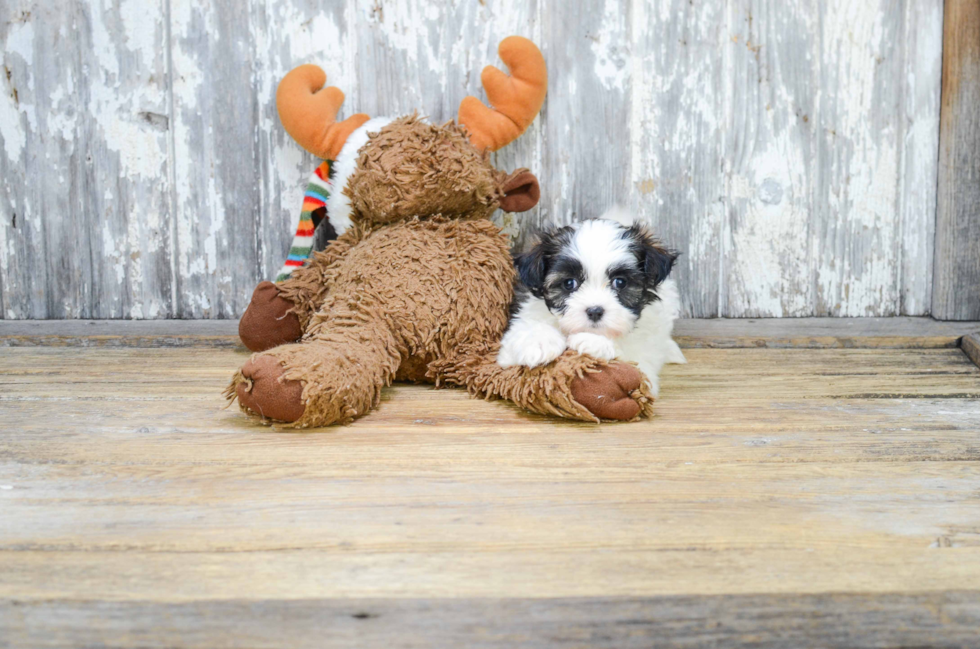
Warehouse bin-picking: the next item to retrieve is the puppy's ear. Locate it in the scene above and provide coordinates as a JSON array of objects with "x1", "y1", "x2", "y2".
[
  {"x1": 643, "y1": 244, "x2": 679, "y2": 286},
  {"x1": 628, "y1": 224, "x2": 679, "y2": 286},
  {"x1": 515, "y1": 243, "x2": 548, "y2": 297}
]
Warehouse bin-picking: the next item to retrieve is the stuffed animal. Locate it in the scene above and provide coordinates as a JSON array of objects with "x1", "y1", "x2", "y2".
[{"x1": 227, "y1": 36, "x2": 655, "y2": 427}]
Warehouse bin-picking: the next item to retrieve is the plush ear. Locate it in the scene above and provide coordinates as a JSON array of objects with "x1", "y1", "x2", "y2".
[
  {"x1": 514, "y1": 242, "x2": 548, "y2": 297},
  {"x1": 499, "y1": 169, "x2": 540, "y2": 213}
]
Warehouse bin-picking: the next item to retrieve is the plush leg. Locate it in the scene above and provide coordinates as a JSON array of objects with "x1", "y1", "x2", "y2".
[
  {"x1": 230, "y1": 354, "x2": 305, "y2": 422},
  {"x1": 238, "y1": 247, "x2": 344, "y2": 353},
  {"x1": 228, "y1": 318, "x2": 403, "y2": 427},
  {"x1": 238, "y1": 282, "x2": 305, "y2": 352},
  {"x1": 437, "y1": 346, "x2": 655, "y2": 422}
]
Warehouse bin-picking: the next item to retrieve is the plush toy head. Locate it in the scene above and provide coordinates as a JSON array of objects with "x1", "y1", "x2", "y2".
[
  {"x1": 345, "y1": 116, "x2": 539, "y2": 223},
  {"x1": 275, "y1": 36, "x2": 545, "y2": 242}
]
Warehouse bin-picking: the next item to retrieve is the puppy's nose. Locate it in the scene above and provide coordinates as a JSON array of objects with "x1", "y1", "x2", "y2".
[{"x1": 586, "y1": 306, "x2": 605, "y2": 322}]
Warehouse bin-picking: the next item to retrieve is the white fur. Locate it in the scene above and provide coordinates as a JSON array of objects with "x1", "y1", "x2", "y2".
[
  {"x1": 566, "y1": 331, "x2": 617, "y2": 361},
  {"x1": 497, "y1": 212, "x2": 686, "y2": 396},
  {"x1": 496, "y1": 298, "x2": 567, "y2": 368},
  {"x1": 325, "y1": 116, "x2": 394, "y2": 235},
  {"x1": 614, "y1": 277, "x2": 685, "y2": 396}
]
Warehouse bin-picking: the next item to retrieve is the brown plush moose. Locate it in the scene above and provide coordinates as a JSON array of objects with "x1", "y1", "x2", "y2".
[{"x1": 227, "y1": 36, "x2": 654, "y2": 427}]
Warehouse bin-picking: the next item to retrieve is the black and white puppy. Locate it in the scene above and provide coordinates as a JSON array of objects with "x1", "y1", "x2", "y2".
[{"x1": 497, "y1": 207, "x2": 685, "y2": 395}]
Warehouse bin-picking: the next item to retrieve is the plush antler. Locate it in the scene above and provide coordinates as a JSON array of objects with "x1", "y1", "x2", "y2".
[
  {"x1": 458, "y1": 36, "x2": 547, "y2": 152},
  {"x1": 276, "y1": 65, "x2": 371, "y2": 160}
]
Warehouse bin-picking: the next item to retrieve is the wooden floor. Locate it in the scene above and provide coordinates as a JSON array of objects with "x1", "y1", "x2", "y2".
[{"x1": 2, "y1": 325, "x2": 980, "y2": 647}]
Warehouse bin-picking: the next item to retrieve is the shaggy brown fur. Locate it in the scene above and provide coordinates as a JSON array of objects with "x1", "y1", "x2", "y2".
[
  {"x1": 228, "y1": 118, "x2": 655, "y2": 427},
  {"x1": 348, "y1": 116, "x2": 503, "y2": 224}
]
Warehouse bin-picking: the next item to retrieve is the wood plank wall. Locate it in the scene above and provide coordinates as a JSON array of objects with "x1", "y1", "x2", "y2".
[
  {"x1": 934, "y1": 0, "x2": 980, "y2": 320},
  {"x1": 0, "y1": 1, "x2": 947, "y2": 319}
]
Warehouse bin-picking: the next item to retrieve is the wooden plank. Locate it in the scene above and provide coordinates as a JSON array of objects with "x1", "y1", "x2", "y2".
[
  {"x1": 630, "y1": 0, "x2": 725, "y2": 317},
  {"x1": 528, "y1": 0, "x2": 631, "y2": 238},
  {"x1": 0, "y1": 2, "x2": 40, "y2": 320},
  {"x1": 4, "y1": 317, "x2": 979, "y2": 349},
  {"x1": 934, "y1": 0, "x2": 980, "y2": 320},
  {"x1": 1, "y1": 347, "x2": 978, "y2": 428},
  {"x1": 0, "y1": 1, "x2": 173, "y2": 319},
  {"x1": 1, "y1": 346, "x2": 978, "y2": 645},
  {"x1": 0, "y1": 319, "x2": 240, "y2": 348},
  {"x1": 962, "y1": 332, "x2": 980, "y2": 369},
  {"x1": 810, "y1": 0, "x2": 926, "y2": 317},
  {"x1": 4, "y1": 592, "x2": 980, "y2": 649},
  {"x1": 898, "y1": 0, "x2": 943, "y2": 315},
  {"x1": 169, "y1": 2, "x2": 262, "y2": 318},
  {"x1": 724, "y1": 0, "x2": 815, "y2": 317},
  {"x1": 672, "y1": 316, "x2": 980, "y2": 348}
]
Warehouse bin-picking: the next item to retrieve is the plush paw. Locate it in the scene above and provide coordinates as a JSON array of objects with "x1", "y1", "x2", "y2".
[
  {"x1": 497, "y1": 324, "x2": 567, "y2": 368},
  {"x1": 236, "y1": 354, "x2": 306, "y2": 422},
  {"x1": 566, "y1": 332, "x2": 617, "y2": 361},
  {"x1": 239, "y1": 281, "x2": 303, "y2": 352},
  {"x1": 570, "y1": 362, "x2": 644, "y2": 420}
]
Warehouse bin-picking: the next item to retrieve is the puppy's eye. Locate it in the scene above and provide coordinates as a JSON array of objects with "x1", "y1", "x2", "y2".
[
  {"x1": 611, "y1": 277, "x2": 627, "y2": 290},
  {"x1": 563, "y1": 278, "x2": 578, "y2": 291}
]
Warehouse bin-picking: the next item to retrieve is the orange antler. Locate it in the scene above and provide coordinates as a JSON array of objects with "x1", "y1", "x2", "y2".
[
  {"x1": 276, "y1": 65, "x2": 370, "y2": 160},
  {"x1": 458, "y1": 36, "x2": 548, "y2": 152}
]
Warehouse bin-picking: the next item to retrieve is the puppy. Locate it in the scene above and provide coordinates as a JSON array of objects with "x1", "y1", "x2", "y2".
[{"x1": 497, "y1": 207, "x2": 686, "y2": 395}]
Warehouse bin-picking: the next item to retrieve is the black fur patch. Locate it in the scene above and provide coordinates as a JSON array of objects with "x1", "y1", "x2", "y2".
[
  {"x1": 622, "y1": 223, "x2": 679, "y2": 313},
  {"x1": 513, "y1": 226, "x2": 576, "y2": 299},
  {"x1": 541, "y1": 255, "x2": 584, "y2": 314},
  {"x1": 606, "y1": 261, "x2": 650, "y2": 316}
]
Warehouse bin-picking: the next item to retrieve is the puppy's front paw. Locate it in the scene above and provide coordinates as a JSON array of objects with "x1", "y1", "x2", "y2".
[
  {"x1": 498, "y1": 325, "x2": 567, "y2": 368},
  {"x1": 567, "y1": 332, "x2": 617, "y2": 361}
]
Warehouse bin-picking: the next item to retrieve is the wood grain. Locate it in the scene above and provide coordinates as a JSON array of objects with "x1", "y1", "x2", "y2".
[
  {"x1": 934, "y1": 0, "x2": 980, "y2": 320},
  {"x1": 0, "y1": 1, "x2": 947, "y2": 319},
  {"x1": 4, "y1": 317, "x2": 980, "y2": 349},
  {"x1": 962, "y1": 332, "x2": 980, "y2": 369},
  {"x1": 1, "y1": 345, "x2": 979, "y2": 645},
  {"x1": 4, "y1": 592, "x2": 980, "y2": 649},
  {"x1": 533, "y1": 0, "x2": 632, "y2": 235},
  {"x1": 0, "y1": 0, "x2": 174, "y2": 319},
  {"x1": 631, "y1": 0, "x2": 725, "y2": 317}
]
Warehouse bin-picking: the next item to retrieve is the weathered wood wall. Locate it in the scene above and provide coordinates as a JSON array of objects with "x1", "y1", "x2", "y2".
[
  {"x1": 934, "y1": 0, "x2": 980, "y2": 320},
  {"x1": 0, "y1": 0, "x2": 946, "y2": 319}
]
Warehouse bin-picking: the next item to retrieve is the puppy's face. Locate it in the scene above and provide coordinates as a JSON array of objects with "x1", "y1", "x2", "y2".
[{"x1": 516, "y1": 219, "x2": 678, "y2": 338}]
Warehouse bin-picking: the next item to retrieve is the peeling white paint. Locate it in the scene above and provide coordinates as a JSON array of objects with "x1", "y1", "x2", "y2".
[
  {"x1": 88, "y1": 0, "x2": 168, "y2": 181},
  {"x1": 0, "y1": 0, "x2": 946, "y2": 319},
  {"x1": 5, "y1": 19, "x2": 34, "y2": 66},
  {"x1": 0, "y1": 85, "x2": 27, "y2": 164},
  {"x1": 591, "y1": 0, "x2": 629, "y2": 91},
  {"x1": 0, "y1": 20, "x2": 33, "y2": 163}
]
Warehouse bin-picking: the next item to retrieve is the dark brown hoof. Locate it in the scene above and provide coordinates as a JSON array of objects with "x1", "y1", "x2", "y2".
[
  {"x1": 239, "y1": 281, "x2": 303, "y2": 352},
  {"x1": 236, "y1": 355, "x2": 306, "y2": 422},
  {"x1": 570, "y1": 362, "x2": 644, "y2": 420}
]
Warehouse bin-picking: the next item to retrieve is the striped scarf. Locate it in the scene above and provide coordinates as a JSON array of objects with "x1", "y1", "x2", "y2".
[{"x1": 275, "y1": 160, "x2": 334, "y2": 282}]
